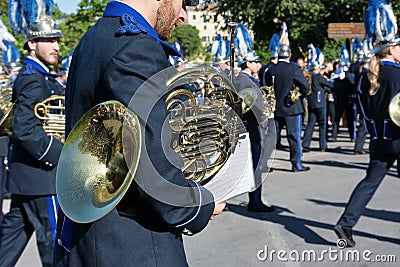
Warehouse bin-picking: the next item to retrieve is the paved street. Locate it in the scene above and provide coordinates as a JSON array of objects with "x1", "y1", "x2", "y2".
[{"x1": 2, "y1": 131, "x2": 399, "y2": 266}]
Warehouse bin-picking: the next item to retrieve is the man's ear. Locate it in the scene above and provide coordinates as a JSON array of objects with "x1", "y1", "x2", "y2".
[{"x1": 27, "y1": 40, "x2": 36, "y2": 51}]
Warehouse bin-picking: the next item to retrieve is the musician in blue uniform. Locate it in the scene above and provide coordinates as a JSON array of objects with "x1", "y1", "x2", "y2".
[
  {"x1": 236, "y1": 51, "x2": 274, "y2": 212},
  {"x1": 302, "y1": 48, "x2": 334, "y2": 152},
  {"x1": 334, "y1": 0, "x2": 400, "y2": 247},
  {"x1": 353, "y1": 40, "x2": 372, "y2": 155},
  {"x1": 330, "y1": 45, "x2": 356, "y2": 142},
  {"x1": 53, "y1": 1, "x2": 224, "y2": 266},
  {"x1": 0, "y1": 15, "x2": 64, "y2": 267},
  {"x1": 265, "y1": 22, "x2": 310, "y2": 172}
]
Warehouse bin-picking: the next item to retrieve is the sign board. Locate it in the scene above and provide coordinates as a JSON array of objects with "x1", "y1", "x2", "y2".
[{"x1": 328, "y1": 23, "x2": 365, "y2": 39}]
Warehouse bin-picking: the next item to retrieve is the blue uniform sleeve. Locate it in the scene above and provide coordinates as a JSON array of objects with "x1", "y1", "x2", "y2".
[{"x1": 12, "y1": 74, "x2": 63, "y2": 167}]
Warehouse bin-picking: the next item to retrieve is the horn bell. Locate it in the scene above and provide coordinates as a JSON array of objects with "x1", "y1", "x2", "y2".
[
  {"x1": 389, "y1": 92, "x2": 400, "y2": 127},
  {"x1": 56, "y1": 101, "x2": 141, "y2": 223}
]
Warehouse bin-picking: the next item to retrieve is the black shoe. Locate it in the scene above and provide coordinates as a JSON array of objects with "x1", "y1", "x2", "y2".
[
  {"x1": 302, "y1": 147, "x2": 310, "y2": 153},
  {"x1": 333, "y1": 225, "x2": 356, "y2": 247},
  {"x1": 248, "y1": 203, "x2": 275, "y2": 212},
  {"x1": 276, "y1": 144, "x2": 288, "y2": 150},
  {"x1": 292, "y1": 166, "x2": 310, "y2": 172},
  {"x1": 354, "y1": 151, "x2": 366, "y2": 155}
]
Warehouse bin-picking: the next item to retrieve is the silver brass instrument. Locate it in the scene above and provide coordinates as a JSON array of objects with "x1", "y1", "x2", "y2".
[
  {"x1": 34, "y1": 95, "x2": 66, "y2": 142},
  {"x1": 260, "y1": 75, "x2": 276, "y2": 118},
  {"x1": 288, "y1": 85, "x2": 301, "y2": 105},
  {"x1": 238, "y1": 76, "x2": 276, "y2": 118},
  {"x1": 56, "y1": 66, "x2": 244, "y2": 223},
  {"x1": 166, "y1": 67, "x2": 244, "y2": 185},
  {"x1": 389, "y1": 91, "x2": 400, "y2": 126},
  {"x1": 0, "y1": 78, "x2": 15, "y2": 136}
]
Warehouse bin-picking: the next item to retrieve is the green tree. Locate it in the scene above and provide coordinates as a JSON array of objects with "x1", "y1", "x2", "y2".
[
  {"x1": 169, "y1": 23, "x2": 202, "y2": 60},
  {"x1": 0, "y1": 3, "x2": 67, "y2": 60},
  {"x1": 204, "y1": 0, "x2": 400, "y2": 63},
  {"x1": 58, "y1": 0, "x2": 108, "y2": 57}
]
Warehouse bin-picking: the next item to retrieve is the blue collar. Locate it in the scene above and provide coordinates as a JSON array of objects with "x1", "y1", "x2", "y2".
[
  {"x1": 381, "y1": 60, "x2": 400, "y2": 69},
  {"x1": 23, "y1": 57, "x2": 59, "y2": 78},
  {"x1": 103, "y1": 1, "x2": 180, "y2": 57},
  {"x1": 241, "y1": 71, "x2": 260, "y2": 84}
]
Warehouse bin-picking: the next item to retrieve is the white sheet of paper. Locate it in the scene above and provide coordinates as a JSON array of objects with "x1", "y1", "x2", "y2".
[{"x1": 204, "y1": 133, "x2": 255, "y2": 202}]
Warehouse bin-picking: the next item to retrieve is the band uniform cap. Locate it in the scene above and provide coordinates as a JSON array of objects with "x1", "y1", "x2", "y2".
[
  {"x1": 364, "y1": 0, "x2": 399, "y2": 55},
  {"x1": 184, "y1": 0, "x2": 199, "y2": 6},
  {"x1": 24, "y1": 15, "x2": 63, "y2": 50},
  {"x1": 278, "y1": 22, "x2": 291, "y2": 57},
  {"x1": 238, "y1": 51, "x2": 260, "y2": 67}
]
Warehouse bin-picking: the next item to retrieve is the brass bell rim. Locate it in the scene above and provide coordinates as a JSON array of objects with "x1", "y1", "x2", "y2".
[{"x1": 56, "y1": 100, "x2": 142, "y2": 223}]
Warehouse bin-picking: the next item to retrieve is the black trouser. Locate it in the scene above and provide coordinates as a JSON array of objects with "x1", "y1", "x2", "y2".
[
  {"x1": 354, "y1": 115, "x2": 367, "y2": 152},
  {"x1": 332, "y1": 100, "x2": 357, "y2": 140},
  {"x1": 302, "y1": 107, "x2": 327, "y2": 150},
  {"x1": 275, "y1": 114, "x2": 304, "y2": 170},
  {"x1": 261, "y1": 118, "x2": 276, "y2": 172},
  {"x1": 248, "y1": 136, "x2": 263, "y2": 206},
  {"x1": 337, "y1": 152, "x2": 398, "y2": 229},
  {"x1": 0, "y1": 194, "x2": 58, "y2": 267},
  {"x1": 0, "y1": 158, "x2": 6, "y2": 224}
]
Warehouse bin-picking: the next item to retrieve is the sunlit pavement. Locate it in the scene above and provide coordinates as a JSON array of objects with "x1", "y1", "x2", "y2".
[{"x1": 3, "y1": 131, "x2": 399, "y2": 266}]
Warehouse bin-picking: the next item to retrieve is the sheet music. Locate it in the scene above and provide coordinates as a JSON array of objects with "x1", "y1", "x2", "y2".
[{"x1": 204, "y1": 133, "x2": 255, "y2": 202}]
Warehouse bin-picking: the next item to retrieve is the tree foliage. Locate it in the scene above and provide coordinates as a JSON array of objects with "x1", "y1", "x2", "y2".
[
  {"x1": 204, "y1": 0, "x2": 400, "y2": 62},
  {"x1": 170, "y1": 23, "x2": 202, "y2": 60}
]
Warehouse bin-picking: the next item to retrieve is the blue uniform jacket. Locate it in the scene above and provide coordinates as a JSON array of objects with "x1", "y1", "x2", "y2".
[
  {"x1": 308, "y1": 72, "x2": 334, "y2": 109},
  {"x1": 9, "y1": 57, "x2": 64, "y2": 195},
  {"x1": 265, "y1": 59, "x2": 309, "y2": 117},
  {"x1": 54, "y1": 2, "x2": 215, "y2": 266},
  {"x1": 359, "y1": 61, "x2": 400, "y2": 154}
]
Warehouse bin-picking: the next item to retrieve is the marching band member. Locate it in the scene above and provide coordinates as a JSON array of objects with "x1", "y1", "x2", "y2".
[
  {"x1": 334, "y1": 0, "x2": 400, "y2": 247},
  {"x1": 0, "y1": 14, "x2": 64, "y2": 266},
  {"x1": 53, "y1": 1, "x2": 224, "y2": 266}
]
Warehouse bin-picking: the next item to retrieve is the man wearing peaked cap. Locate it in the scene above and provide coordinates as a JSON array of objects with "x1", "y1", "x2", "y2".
[
  {"x1": 265, "y1": 22, "x2": 310, "y2": 172},
  {"x1": 235, "y1": 50, "x2": 275, "y2": 212},
  {"x1": 330, "y1": 44, "x2": 356, "y2": 142},
  {"x1": 0, "y1": 13, "x2": 65, "y2": 267},
  {"x1": 302, "y1": 46, "x2": 334, "y2": 153},
  {"x1": 334, "y1": 0, "x2": 400, "y2": 248}
]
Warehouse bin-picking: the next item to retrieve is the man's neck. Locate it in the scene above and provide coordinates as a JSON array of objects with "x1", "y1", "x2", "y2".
[{"x1": 26, "y1": 56, "x2": 50, "y2": 73}]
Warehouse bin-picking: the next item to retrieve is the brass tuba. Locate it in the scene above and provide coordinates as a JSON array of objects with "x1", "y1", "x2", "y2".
[
  {"x1": 34, "y1": 95, "x2": 66, "y2": 142},
  {"x1": 389, "y1": 91, "x2": 400, "y2": 126},
  {"x1": 56, "y1": 66, "x2": 245, "y2": 223}
]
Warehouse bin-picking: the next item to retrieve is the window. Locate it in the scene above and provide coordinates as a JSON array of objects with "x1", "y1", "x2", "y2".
[{"x1": 193, "y1": 15, "x2": 196, "y2": 20}]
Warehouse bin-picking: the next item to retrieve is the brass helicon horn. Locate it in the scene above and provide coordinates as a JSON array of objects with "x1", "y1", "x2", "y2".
[
  {"x1": 34, "y1": 95, "x2": 66, "y2": 142},
  {"x1": 56, "y1": 66, "x2": 244, "y2": 223},
  {"x1": 56, "y1": 101, "x2": 142, "y2": 223},
  {"x1": 166, "y1": 67, "x2": 244, "y2": 185},
  {"x1": 389, "y1": 91, "x2": 400, "y2": 126},
  {"x1": 237, "y1": 76, "x2": 276, "y2": 118}
]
